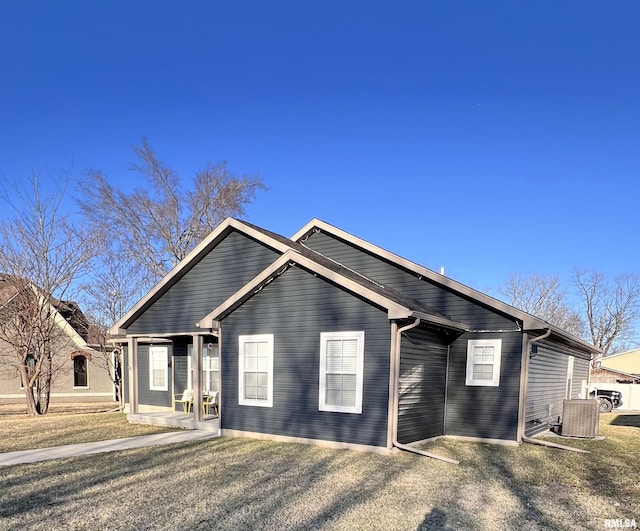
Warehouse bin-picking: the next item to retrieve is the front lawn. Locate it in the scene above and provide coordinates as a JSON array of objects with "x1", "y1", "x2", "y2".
[
  {"x1": 0, "y1": 412, "x2": 638, "y2": 530},
  {"x1": 0, "y1": 406, "x2": 175, "y2": 453}
]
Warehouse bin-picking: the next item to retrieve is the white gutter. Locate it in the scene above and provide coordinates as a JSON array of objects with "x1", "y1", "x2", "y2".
[{"x1": 390, "y1": 318, "x2": 459, "y2": 465}]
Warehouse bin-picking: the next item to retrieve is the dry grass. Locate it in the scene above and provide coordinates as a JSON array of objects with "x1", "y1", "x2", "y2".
[
  {"x1": 0, "y1": 403, "x2": 176, "y2": 453},
  {"x1": 0, "y1": 412, "x2": 638, "y2": 530},
  {"x1": 0, "y1": 401, "x2": 119, "y2": 417}
]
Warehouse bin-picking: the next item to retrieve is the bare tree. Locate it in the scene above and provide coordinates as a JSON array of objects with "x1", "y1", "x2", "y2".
[
  {"x1": 498, "y1": 273, "x2": 585, "y2": 338},
  {"x1": 80, "y1": 259, "x2": 147, "y2": 409},
  {"x1": 77, "y1": 138, "x2": 266, "y2": 288},
  {"x1": 0, "y1": 173, "x2": 96, "y2": 415},
  {"x1": 574, "y1": 269, "x2": 640, "y2": 355}
]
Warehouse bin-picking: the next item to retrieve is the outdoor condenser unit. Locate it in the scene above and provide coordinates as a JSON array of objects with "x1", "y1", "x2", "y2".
[{"x1": 561, "y1": 399, "x2": 599, "y2": 438}]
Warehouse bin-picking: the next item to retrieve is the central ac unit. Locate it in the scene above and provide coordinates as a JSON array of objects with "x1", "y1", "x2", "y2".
[{"x1": 562, "y1": 399, "x2": 599, "y2": 438}]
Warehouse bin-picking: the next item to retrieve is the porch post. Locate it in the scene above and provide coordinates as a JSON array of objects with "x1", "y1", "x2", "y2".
[
  {"x1": 128, "y1": 337, "x2": 139, "y2": 414},
  {"x1": 192, "y1": 334, "x2": 203, "y2": 421}
]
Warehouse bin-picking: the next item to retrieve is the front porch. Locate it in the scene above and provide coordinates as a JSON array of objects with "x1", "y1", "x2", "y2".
[{"x1": 128, "y1": 411, "x2": 220, "y2": 432}]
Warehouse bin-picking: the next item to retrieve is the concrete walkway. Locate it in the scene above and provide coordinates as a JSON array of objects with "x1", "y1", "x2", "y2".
[{"x1": 0, "y1": 430, "x2": 219, "y2": 466}]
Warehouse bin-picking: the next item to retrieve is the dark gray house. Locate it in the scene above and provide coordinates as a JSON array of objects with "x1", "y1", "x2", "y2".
[{"x1": 111, "y1": 218, "x2": 598, "y2": 452}]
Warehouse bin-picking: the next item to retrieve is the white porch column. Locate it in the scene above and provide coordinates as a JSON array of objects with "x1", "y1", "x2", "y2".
[
  {"x1": 192, "y1": 334, "x2": 203, "y2": 422},
  {"x1": 128, "y1": 337, "x2": 139, "y2": 414}
]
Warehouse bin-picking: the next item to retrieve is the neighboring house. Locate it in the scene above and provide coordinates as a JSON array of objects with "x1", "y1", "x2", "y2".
[
  {"x1": 590, "y1": 365, "x2": 640, "y2": 385},
  {"x1": 0, "y1": 277, "x2": 117, "y2": 405},
  {"x1": 598, "y1": 349, "x2": 640, "y2": 377},
  {"x1": 111, "y1": 218, "x2": 599, "y2": 452}
]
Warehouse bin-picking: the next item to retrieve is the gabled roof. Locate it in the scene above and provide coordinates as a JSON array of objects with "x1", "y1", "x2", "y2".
[
  {"x1": 0, "y1": 275, "x2": 93, "y2": 351},
  {"x1": 591, "y1": 365, "x2": 640, "y2": 382},
  {"x1": 197, "y1": 249, "x2": 469, "y2": 332},
  {"x1": 110, "y1": 218, "x2": 294, "y2": 335},
  {"x1": 292, "y1": 218, "x2": 600, "y2": 356}
]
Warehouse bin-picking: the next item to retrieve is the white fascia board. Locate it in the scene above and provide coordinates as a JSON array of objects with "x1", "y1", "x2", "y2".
[
  {"x1": 198, "y1": 250, "x2": 412, "y2": 327},
  {"x1": 110, "y1": 217, "x2": 293, "y2": 336}
]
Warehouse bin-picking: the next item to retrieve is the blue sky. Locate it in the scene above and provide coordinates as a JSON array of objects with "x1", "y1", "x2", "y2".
[{"x1": 1, "y1": 1, "x2": 638, "y2": 294}]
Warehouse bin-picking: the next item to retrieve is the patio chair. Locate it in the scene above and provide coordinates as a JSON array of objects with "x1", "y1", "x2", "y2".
[
  {"x1": 202, "y1": 391, "x2": 218, "y2": 417},
  {"x1": 174, "y1": 389, "x2": 194, "y2": 413}
]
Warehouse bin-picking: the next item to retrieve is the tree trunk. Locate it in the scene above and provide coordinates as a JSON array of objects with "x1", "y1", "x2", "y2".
[
  {"x1": 21, "y1": 371, "x2": 39, "y2": 416},
  {"x1": 39, "y1": 352, "x2": 52, "y2": 415}
]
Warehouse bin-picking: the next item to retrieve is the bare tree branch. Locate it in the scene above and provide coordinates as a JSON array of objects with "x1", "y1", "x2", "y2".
[
  {"x1": 0, "y1": 171, "x2": 97, "y2": 415},
  {"x1": 575, "y1": 269, "x2": 640, "y2": 354},
  {"x1": 77, "y1": 138, "x2": 266, "y2": 287},
  {"x1": 498, "y1": 273, "x2": 585, "y2": 338}
]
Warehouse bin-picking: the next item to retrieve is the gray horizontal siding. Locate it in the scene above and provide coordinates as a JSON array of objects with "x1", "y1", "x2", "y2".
[
  {"x1": 445, "y1": 332, "x2": 522, "y2": 441},
  {"x1": 398, "y1": 328, "x2": 448, "y2": 443},
  {"x1": 220, "y1": 265, "x2": 391, "y2": 448},
  {"x1": 172, "y1": 340, "x2": 189, "y2": 395},
  {"x1": 137, "y1": 343, "x2": 173, "y2": 408},
  {"x1": 525, "y1": 344, "x2": 569, "y2": 436},
  {"x1": 303, "y1": 232, "x2": 517, "y2": 330},
  {"x1": 572, "y1": 357, "x2": 590, "y2": 398},
  {"x1": 128, "y1": 231, "x2": 280, "y2": 335}
]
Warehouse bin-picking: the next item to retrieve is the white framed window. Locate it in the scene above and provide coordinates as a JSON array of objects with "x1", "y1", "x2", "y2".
[
  {"x1": 319, "y1": 331, "x2": 365, "y2": 414},
  {"x1": 465, "y1": 339, "x2": 502, "y2": 386},
  {"x1": 204, "y1": 345, "x2": 219, "y2": 393},
  {"x1": 187, "y1": 343, "x2": 219, "y2": 393},
  {"x1": 149, "y1": 346, "x2": 169, "y2": 391},
  {"x1": 238, "y1": 334, "x2": 273, "y2": 407}
]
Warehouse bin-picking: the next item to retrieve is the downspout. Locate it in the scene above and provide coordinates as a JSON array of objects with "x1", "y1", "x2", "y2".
[
  {"x1": 517, "y1": 328, "x2": 551, "y2": 442},
  {"x1": 391, "y1": 318, "x2": 459, "y2": 465}
]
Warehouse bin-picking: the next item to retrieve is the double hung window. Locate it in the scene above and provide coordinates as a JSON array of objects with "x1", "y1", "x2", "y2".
[
  {"x1": 465, "y1": 339, "x2": 502, "y2": 386},
  {"x1": 238, "y1": 334, "x2": 273, "y2": 407},
  {"x1": 319, "y1": 331, "x2": 364, "y2": 414},
  {"x1": 149, "y1": 346, "x2": 169, "y2": 391}
]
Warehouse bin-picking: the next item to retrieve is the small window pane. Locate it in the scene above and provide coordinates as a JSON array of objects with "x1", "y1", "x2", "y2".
[
  {"x1": 244, "y1": 354, "x2": 257, "y2": 371},
  {"x1": 326, "y1": 388, "x2": 341, "y2": 406},
  {"x1": 341, "y1": 353, "x2": 358, "y2": 373},
  {"x1": 341, "y1": 389, "x2": 356, "y2": 407},
  {"x1": 326, "y1": 340, "x2": 342, "y2": 356},
  {"x1": 473, "y1": 363, "x2": 494, "y2": 380},
  {"x1": 342, "y1": 374, "x2": 356, "y2": 392},
  {"x1": 257, "y1": 356, "x2": 269, "y2": 371},
  {"x1": 256, "y1": 384, "x2": 268, "y2": 400},
  {"x1": 342, "y1": 339, "x2": 358, "y2": 356}
]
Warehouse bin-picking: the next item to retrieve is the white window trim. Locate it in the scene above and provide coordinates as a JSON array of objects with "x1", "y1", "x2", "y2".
[
  {"x1": 319, "y1": 331, "x2": 365, "y2": 414},
  {"x1": 238, "y1": 334, "x2": 274, "y2": 407},
  {"x1": 204, "y1": 345, "x2": 219, "y2": 394},
  {"x1": 187, "y1": 344, "x2": 219, "y2": 393},
  {"x1": 149, "y1": 346, "x2": 169, "y2": 391},
  {"x1": 465, "y1": 339, "x2": 502, "y2": 387},
  {"x1": 187, "y1": 345, "x2": 194, "y2": 390}
]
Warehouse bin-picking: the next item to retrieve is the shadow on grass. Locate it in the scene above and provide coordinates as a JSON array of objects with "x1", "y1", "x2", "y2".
[
  {"x1": 609, "y1": 414, "x2": 640, "y2": 428},
  {"x1": 417, "y1": 508, "x2": 452, "y2": 530},
  {"x1": 0, "y1": 437, "x2": 476, "y2": 529}
]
